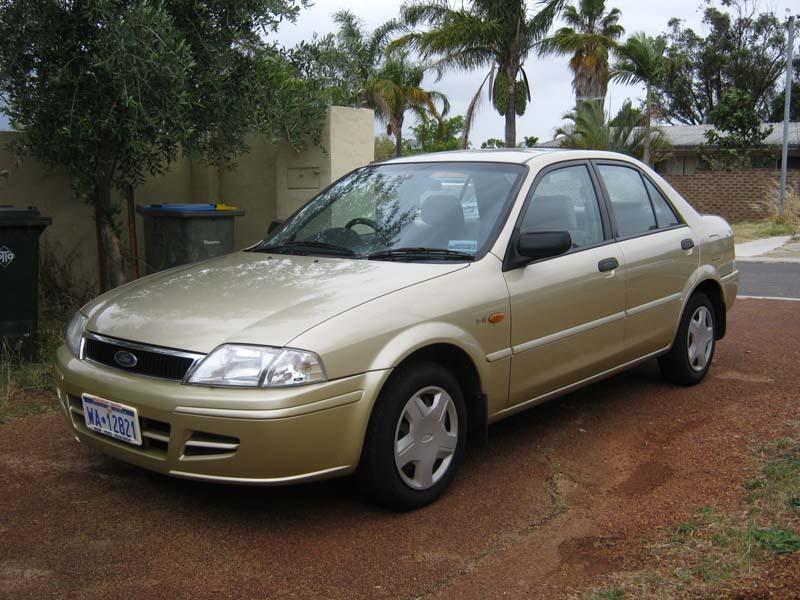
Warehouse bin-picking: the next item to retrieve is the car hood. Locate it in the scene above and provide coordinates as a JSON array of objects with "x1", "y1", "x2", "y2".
[{"x1": 84, "y1": 252, "x2": 467, "y2": 353}]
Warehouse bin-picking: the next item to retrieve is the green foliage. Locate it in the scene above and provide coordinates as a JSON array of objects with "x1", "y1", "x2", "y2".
[
  {"x1": 481, "y1": 136, "x2": 538, "y2": 149},
  {"x1": 538, "y1": 0, "x2": 625, "y2": 108},
  {"x1": 702, "y1": 88, "x2": 776, "y2": 170},
  {"x1": 396, "y1": 0, "x2": 566, "y2": 147},
  {"x1": 655, "y1": 0, "x2": 786, "y2": 125},
  {"x1": 555, "y1": 99, "x2": 670, "y2": 161},
  {"x1": 410, "y1": 115, "x2": 465, "y2": 153},
  {"x1": 753, "y1": 527, "x2": 800, "y2": 554},
  {"x1": 375, "y1": 135, "x2": 403, "y2": 160}
]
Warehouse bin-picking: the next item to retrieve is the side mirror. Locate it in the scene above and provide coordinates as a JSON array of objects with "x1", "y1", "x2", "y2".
[
  {"x1": 268, "y1": 219, "x2": 284, "y2": 234},
  {"x1": 503, "y1": 230, "x2": 572, "y2": 271},
  {"x1": 517, "y1": 230, "x2": 572, "y2": 260}
]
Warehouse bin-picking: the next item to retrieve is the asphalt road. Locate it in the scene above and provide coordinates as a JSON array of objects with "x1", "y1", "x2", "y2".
[
  {"x1": 2, "y1": 300, "x2": 800, "y2": 599},
  {"x1": 737, "y1": 261, "x2": 800, "y2": 299}
]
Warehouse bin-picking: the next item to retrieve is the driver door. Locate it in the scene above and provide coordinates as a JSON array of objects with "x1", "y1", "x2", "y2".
[{"x1": 503, "y1": 162, "x2": 627, "y2": 406}]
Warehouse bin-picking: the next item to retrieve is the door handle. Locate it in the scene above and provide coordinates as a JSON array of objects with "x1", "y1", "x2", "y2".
[
  {"x1": 597, "y1": 257, "x2": 619, "y2": 273},
  {"x1": 681, "y1": 238, "x2": 695, "y2": 250}
]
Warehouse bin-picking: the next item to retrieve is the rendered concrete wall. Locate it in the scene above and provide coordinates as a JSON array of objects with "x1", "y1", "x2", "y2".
[{"x1": 0, "y1": 106, "x2": 374, "y2": 290}]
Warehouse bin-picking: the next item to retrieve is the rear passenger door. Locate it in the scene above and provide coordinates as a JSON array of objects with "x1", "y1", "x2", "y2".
[{"x1": 593, "y1": 161, "x2": 698, "y2": 360}]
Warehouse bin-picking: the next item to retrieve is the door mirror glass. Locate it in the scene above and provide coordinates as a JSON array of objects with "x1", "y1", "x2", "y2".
[{"x1": 517, "y1": 230, "x2": 572, "y2": 260}]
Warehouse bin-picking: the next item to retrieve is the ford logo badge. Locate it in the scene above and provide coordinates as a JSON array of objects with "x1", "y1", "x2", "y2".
[{"x1": 114, "y1": 350, "x2": 138, "y2": 369}]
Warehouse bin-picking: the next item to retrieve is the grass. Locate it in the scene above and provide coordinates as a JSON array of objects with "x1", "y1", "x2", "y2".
[
  {"x1": 584, "y1": 431, "x2": 800, "y2": 598},
  {"x1": 731, "y1": 219, "x2": 798, "y2": 243},
  {"x1": 0, "y1": 316, "x2": 66, "y2": 424}
]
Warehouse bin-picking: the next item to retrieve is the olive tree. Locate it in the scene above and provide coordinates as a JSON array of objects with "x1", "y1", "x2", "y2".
[{"x1": 0, "y1": 0, "x2": 324, "y2": 291}]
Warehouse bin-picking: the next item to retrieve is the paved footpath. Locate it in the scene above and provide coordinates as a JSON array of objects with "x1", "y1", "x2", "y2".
[{"x1": 1, "y1": 299, "x2": 799, "y2": 599}]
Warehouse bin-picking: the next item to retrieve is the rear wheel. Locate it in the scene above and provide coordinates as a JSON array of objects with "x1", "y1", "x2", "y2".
[
  {"x1": 358, "y1": 362, "x2": 467, "y2": 510},
  {"x1": 658, "y1": 293, "x2": 716, "y2": 385}
]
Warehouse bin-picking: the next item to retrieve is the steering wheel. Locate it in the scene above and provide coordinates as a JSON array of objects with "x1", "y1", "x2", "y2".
[{"x1": 345, "y1": 217, "x2": 379, "y2": 231}]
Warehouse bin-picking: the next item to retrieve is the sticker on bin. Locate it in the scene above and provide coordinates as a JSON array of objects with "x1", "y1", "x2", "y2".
[
  {"x1": 81, "y1": 394, "x2": 142, "y2": 446},
  {"x1": 0, "y1": 245, "x2": 15, "y2": 268}
]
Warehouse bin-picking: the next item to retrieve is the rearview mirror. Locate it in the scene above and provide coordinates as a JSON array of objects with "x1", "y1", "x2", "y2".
[{"x1": 516, "y1": 230, "x2": 572, "y2": 260}]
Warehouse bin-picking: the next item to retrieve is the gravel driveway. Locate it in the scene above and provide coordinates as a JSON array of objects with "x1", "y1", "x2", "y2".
[{"x1": 1, "y1": 298, "x2": 798, "y2": 599}]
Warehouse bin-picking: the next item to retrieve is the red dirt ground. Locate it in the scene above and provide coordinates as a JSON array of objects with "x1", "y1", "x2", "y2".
[{"x1": 0, "y1": 298, "x2": 798, "y2": 599}]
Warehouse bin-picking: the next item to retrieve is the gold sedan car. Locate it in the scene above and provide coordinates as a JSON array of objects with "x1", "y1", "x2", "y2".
[{"x1": 56, "y1": 149, "x2": 738, "y2": 509}]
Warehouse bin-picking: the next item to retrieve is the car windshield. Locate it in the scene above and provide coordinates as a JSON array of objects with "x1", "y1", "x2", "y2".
[{"x1": 253, "y1": 162, "x2": 526, "y2": 261}]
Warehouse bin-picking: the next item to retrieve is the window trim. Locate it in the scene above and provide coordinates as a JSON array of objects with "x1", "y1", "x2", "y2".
[
  {"x1": 641, "y1": 173, "x2": 683, "y2": 229},
  {"x1": 590, "y1": 159, "x2": 688, "y2": 243},
  {"x1": 502, "y1": 159, "x2": 615, "y2": 272}
]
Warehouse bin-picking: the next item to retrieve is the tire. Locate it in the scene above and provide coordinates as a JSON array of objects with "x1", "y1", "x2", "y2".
[
  {"x1": 358, "y1": 361, "x2": 467, "y2": 510},
  {"x1": 658, "y1": 292, "x2": 716, "y2": 386}
]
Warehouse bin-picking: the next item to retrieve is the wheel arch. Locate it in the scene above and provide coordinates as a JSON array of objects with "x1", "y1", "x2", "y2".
[{"x1": 372, "y1": 333, "x2": 489, "y2": 448}]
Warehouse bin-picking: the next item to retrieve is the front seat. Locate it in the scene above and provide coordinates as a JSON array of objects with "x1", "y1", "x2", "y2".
[
  {"x1": 420, "y1": 194, "x2": 466, "y2": 248},
  {"x1": 399, "y1": 194, "x2": 465, "y2": 248}
]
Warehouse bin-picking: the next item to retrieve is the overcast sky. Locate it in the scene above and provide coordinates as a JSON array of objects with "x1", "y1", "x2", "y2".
[{"x1": 0, "y1": 0, "x2": 795, "y2": 140}]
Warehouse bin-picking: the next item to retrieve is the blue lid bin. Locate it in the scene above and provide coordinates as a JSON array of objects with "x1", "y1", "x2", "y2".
[{"x1": 135, "y1": 203, "x2": 245, "y2": 274}]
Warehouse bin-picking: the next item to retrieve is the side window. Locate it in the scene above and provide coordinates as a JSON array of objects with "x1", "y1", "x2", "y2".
[
  {"x1": 644, "y1": 177, "x2": 681, "y2": 228},
  {"x1": 597, "y1": 165, "x2": 657, "y2": 237},
  {"x1": 521, "y1": 165, "x2": 605, "y2": 249}
]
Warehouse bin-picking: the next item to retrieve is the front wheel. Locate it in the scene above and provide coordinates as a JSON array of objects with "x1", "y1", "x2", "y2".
[
  {"x1": 358, "y1": 362, "x2": 467, "y2": 510},
  {"x1": 658, "y1": 293, "x2": 716, "y2": 385}
]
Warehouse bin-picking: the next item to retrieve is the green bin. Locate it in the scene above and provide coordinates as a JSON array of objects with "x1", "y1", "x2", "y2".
[
  {"x1": 135, "y1": 203, "x2": 245, "y2": 274},
  {"x1": 0, "y1": 205, "x2": 52, "y2": 358}
]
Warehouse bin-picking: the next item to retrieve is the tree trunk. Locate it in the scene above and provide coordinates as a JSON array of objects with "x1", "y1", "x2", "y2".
[
  {"x1": 505, "y1": 70, "x2": 517, "y2": 148},
  {"x1": 394, "y1": 116, "x2": 404, "y2": 157},
  {"x1": 92, "y1": 179, "x2": 126, "y2": 292},
  {"x1": 124, "y1": 183, "x2": 140, "y2": 280},
  {"x1": 642, "y1": 84, "x2": 652, "y2": 166}
]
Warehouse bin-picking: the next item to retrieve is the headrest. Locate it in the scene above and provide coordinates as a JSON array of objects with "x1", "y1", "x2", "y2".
[
  {"x1": 421, "y1": 194, "x2": 464, "y2": 228},
  {"x1": 525, "y1": 194, "x2": 575, "y2": 229}
]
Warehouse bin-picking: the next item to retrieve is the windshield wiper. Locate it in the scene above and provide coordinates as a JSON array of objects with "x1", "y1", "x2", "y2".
[
  {"x1": 366, "y1": 247, "x2": 475, "y2": 262},
  {"x1": 252, "y1": 240, "x2": 356, "y2": 256}
]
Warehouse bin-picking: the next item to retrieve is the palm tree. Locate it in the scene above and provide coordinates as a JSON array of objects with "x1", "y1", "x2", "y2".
[
  {"x1": 395, "y1": 0, "x2": 566, "y2": 148},
  {"x1": 555, "y1": 99, "x2": 670, "y2": 161},
  {"x1": 538, "y1": 0, "x2": 624, "y2": 110},
  {"x1": 366, "y1": 51, "x2": 450, "y2": 157},
  {"x1": 329, "y1": 10, "x2": 401, "y2": 106},
  {"x1": 610, "y1": 32, "x2": 666, "y2": 166}
]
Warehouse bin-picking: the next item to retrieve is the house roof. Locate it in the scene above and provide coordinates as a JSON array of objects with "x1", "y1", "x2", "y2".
[{"x1": 537, "y1": 121, "x2": 800, "y2": 149}]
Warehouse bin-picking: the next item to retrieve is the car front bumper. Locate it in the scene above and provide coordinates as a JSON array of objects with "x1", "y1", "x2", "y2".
[{"x1": 55, "y1": 345, "x2": 389, "y2": 484}]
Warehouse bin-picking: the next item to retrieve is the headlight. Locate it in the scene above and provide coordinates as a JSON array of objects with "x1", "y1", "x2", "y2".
[
  {"x1": 65, "y1": 312, "x2": 88, "y2": 357},
  {"x1": 184, "y1": 344, "x2": 327, "y2": 388}
]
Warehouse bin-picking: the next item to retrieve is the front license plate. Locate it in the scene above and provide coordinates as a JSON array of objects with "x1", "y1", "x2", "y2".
[{"x1": 81, "y1": 394, "x2": 142, "y2": 446}]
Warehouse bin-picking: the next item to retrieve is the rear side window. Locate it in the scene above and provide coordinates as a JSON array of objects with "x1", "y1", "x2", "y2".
[
  {"x1": 644, "y1": 178, "x2": 681, "y2": 227},
  {"x1": 597, "y1": 165, "x2": 657, "y2": 238},
  {"x1": 521, "y1": 164, "x2": 605, "y2": 249}
]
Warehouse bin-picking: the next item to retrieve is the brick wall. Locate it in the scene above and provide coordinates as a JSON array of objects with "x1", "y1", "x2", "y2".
[{"x1": 662, "y1": 168, "x2": 800, "y2": 222}]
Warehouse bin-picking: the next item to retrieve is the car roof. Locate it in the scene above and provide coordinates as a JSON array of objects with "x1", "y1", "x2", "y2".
[{"x1": 375, "y1": 148, "x2": 640, "y2": 166}]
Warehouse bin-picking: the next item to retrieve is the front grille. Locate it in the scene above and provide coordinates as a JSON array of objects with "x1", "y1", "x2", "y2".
[
  {"x1": 67, "y1": 394, "x2": 171, "y2": 458},
  {"x1": 84, "y1": 336, "x2": 197, "y2": 381}
]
